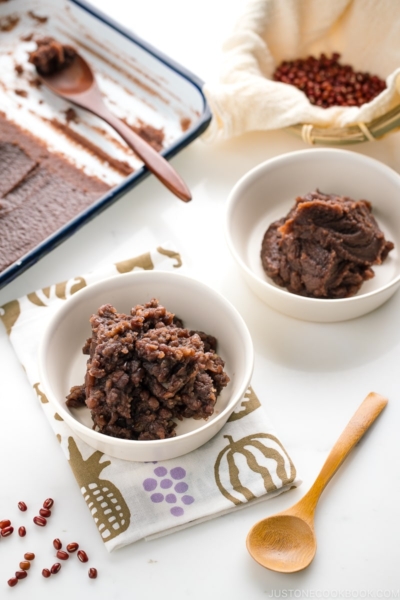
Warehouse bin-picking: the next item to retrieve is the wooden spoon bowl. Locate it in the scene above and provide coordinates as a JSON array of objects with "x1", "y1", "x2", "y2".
[{"x1": 249, "y1": 515, "x2": 316, "y2": 573}]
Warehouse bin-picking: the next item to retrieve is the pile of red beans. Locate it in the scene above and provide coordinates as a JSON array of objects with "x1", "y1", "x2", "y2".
[
  {"x1": 273, "y1": 53, "x2": 386, "y2": 108},
  {"x1": 1, "y1": 499, "x2": 98, "y2": 587}
]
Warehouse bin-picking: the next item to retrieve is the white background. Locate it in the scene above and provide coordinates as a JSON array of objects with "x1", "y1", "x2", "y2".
[{"x1": 1, "y1": 0, "x2": 399, "y2": 598}]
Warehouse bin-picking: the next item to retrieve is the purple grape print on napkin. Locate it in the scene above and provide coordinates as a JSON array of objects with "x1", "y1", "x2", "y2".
[{"x1": 143, "y1": 466, "x2": 195, "y2": 516}]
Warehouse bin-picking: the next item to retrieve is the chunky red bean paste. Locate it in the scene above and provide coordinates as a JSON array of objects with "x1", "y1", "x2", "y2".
[
  {"x1": 261, "y1": 190, "x2": 394, "y2": 299},
  {"x1": 29, "y1": 37, "x2": 77, "y2": 76},
  {"x1": 66, "y1": 300, "x2": 230, "y2": 440},
  {"x1": 273, "y1": 53, "x2": 386, "y2": 108}
]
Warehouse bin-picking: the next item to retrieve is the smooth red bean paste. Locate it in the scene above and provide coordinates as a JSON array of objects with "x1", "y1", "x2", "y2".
[
  {"x1": 0, "y1": 113, "x2": 110, "y2": 274},
  {"x1": 261, "y1": 190, "x2": 394, "y2": 299},
  {"x1": 28, "y1": 37, "x2": 77, "y2": 76},
  {"x1": 66, "y1": 300, "x2": 230, "y2": 441}
]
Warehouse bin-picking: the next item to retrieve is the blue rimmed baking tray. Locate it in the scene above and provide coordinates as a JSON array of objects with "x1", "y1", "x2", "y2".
[{"x1": 0, "y1": 0, "x2": 211, "y2": 289}]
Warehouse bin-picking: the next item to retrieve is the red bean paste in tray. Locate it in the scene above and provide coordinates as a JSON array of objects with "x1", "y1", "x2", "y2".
[
  {"x1": 261, "y1": 190, "x2": 394, "y2": 299},
  {"x1": 28, "y1": 37, "x2": 77, "y2": 76},
  {"x1": 0, "y1": 113, "x2": 110, "y2": 275},
  {"x1": 66, "y1": 299, "x2": 230, "y2": 441}
]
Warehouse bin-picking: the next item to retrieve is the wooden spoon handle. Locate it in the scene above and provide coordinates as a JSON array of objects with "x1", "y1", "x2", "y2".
[
  {"x1": 95, "y1": 105, "x2": 191, "y2": 202},
  {"x1": 299, "y1": 392, "x2": 388, "y2": 515}
]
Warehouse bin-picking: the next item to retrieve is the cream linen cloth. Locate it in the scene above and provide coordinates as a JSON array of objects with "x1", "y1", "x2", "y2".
[
  {"x1": 203, "y1": 0, "x2": 400, "y2": 142},
  {"x1": 0, "y1": 243, "x2": 300, "y2": 552}
]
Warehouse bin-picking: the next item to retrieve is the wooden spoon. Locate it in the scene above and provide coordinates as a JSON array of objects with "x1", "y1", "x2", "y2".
[
  {"x1": 246, "y1": 392, "x2": 388, "y2": 573},
  {"x1": 37, "y1": 53, "x2": 192, "y2": 202}
]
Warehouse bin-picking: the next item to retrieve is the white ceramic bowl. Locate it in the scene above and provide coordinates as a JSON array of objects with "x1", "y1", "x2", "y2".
[
  {"x1": 225, "y1": 148, "x2": 400, "y2": 322},
  {"x1": 38, "y1": 270, "x2": 254, "y2": 461}
]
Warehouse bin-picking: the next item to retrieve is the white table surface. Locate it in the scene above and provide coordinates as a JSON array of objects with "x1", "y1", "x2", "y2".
[{"x1": 1, "y1": 1, "x2": 399, "y2": 598}]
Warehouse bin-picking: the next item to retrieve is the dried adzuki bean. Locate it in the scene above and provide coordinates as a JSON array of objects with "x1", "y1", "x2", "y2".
[
  {"x1": 15, "y1": 570, "x2": 27, "y2": 580},
  {"x1": 19, "y1": 561, "x2": 30, "y2": 571},
  {"x1": 1, "y1": 525, "x2": 14, "y2": 537},
  {"x1": 0, "y1": 519, "x2": 11, "y2": 529},
  {"x1": 50, "y1": 563, "x2": 61, "y2": 574},
  {"x1": 42, "y1": 568, "x2": 51, "y2": 578},
  {"x1": 17, "y1": 501, "x2": 27, "y2": 512},
  {"x1": 77, "y1": 549, "x2": 88, "y2": 563},
  {"x1": 7, "y1": 577, "x2": 18, "y2": 587},
  {"x1": 88, "y1": 567, "x2": 98, "y2": 579},
  {"x1": 53, "y1": 538, "x2": 62, "y2": 550},
  {"x1": 33, "y1": 515, "x2": 47, "y2": 527},
  {"x1": 56, "y1": 550, "x2": 69, "y2": 560},
  {"x1": 39, "y1": 508, "x2": 51, "y2": 518},
  {"x1": 24, "y1": 552, "x2": 35, "y2": 561},
  {"x1": 43, "y1": 498, "x2": 54, "y2": 509},
  {"x1": 66, "y1": 542, "x2": 79, "y2": 553},
  {"x1": 18, "y1": 526, "x2": 26, "y2": 537},
  {"x1": 273, "y1": 53, "x2": 386, "y2": 108}
]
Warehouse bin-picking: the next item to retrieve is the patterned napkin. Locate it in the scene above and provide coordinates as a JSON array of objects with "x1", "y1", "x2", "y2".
[{"x1": 0, "y1": 244, "x2": 301, "y2": 552}]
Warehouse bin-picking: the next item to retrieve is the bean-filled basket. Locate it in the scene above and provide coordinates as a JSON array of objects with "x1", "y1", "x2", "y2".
[{"x1": 203, "y1": 0, "x2": 400, "y2": 145}]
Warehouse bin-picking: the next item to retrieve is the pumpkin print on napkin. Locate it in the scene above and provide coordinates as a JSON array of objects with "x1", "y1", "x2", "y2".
[
  {"x1": 0, "y1": 243, "x2": 301, "y2": 551},
  {"x1": 215, "y1": 432, "x2": 296, "y2": 506},
  {"x1": 213, "y1": 386, "x2": 297, "y2": 507}
]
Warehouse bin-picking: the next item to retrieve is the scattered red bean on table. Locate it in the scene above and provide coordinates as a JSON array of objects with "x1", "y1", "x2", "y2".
[
  {"x1": 24, "y1": 552, "x2": 35, "y2": 561},
  {"x1": 50, "y1": 563, "x2": 61, "y2": 575},
  {"x1": 1, "y1": 525, "x2": 14, "y2": 537},
  {"x1": 4, "y1": 497, "x2": 98, "y2": 587},
  {"x1": 77, "y1": 549, "x2": 89, "y2": 563},
  {"x1": 15, "y1": 570, "x2": 27, "y2": 580}
]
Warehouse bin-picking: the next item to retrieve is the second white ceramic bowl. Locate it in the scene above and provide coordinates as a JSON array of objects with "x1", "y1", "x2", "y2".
[
  {"x1": 225, "y1": 148, "x2": 400, "y2": 322},
  {"x1": 39, "y1": 270, "x2": 254, "y2": 462}
]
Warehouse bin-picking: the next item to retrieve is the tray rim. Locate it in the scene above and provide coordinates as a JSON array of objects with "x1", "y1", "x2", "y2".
[{"x1": 0, "y1": 0, "x2": 212, "y2": 290}]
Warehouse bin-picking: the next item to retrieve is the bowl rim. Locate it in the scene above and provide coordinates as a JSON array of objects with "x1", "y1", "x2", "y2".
[
  {"x1": 225, "y1": 147, "x2": 400, "y2": 306},
  {"x1": 38, "y1": 269, "x2": 254, "y2": 449}
]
